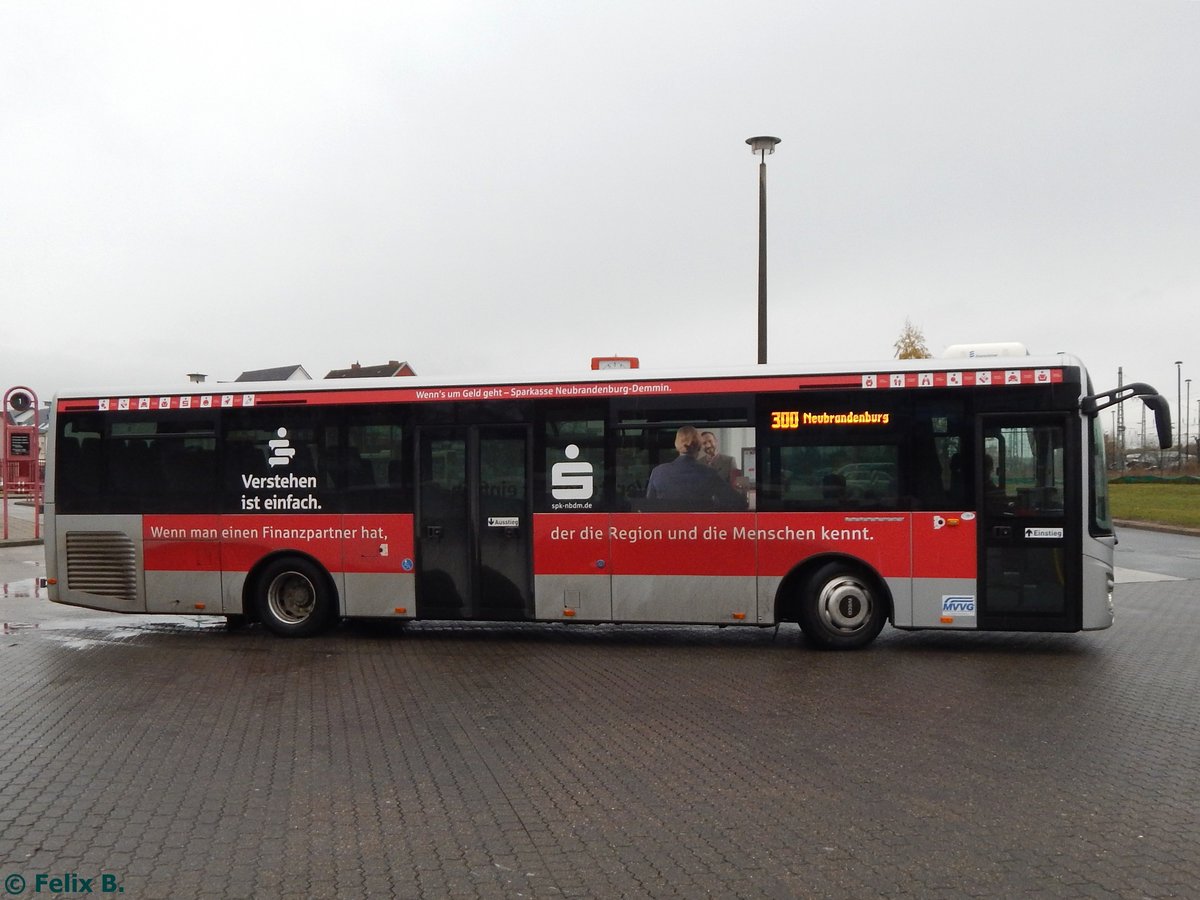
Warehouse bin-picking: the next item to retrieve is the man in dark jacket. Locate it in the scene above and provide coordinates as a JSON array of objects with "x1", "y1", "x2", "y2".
[{"x1": 646, "y1": 425, "x2": 745, "y2": 509}]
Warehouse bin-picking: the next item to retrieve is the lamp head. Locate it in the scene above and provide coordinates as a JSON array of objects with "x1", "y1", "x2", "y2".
[{"x1": 746, "y1": 136, "x2": 781, "y2": 157}]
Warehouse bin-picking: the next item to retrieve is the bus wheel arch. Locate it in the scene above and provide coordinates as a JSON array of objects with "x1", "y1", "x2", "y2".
[
  {"x1": 247, "y1": 552, "x2": 340, "y2": 638},
  {"x1": 777, "y1": 555, "x2": 892, "y2": 650}
]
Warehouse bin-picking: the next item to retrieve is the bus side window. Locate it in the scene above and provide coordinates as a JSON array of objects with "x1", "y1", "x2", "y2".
[
  {"x1": 911, "y1": 406, "x2": 968, "y2": 511},
  {"x1": 220, "y1": 410, "x2": 336, "y2": 512},
  {"x1": 624, "y1": 424, "x2": 748, "y2": 512},
  {"x1": 56, "y1": 419, "x2": 105, "y2": 513},
  {"x1": 343, "y1": 421, "x2": 407, "y2": 512},
  {"x1": 614, "y1": 428, "x2": 654, "y2": 511},
  {"x1": 156, "y1": 437, "x2": 218, "y2": 512},
  {"x1": 542, "y1": 411, "x2": 605, "y2": 513}
]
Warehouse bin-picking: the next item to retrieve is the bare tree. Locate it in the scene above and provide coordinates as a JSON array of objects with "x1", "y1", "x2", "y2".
[{"x1": 894, "y1": 318, "x2": 932, "y2": 359}]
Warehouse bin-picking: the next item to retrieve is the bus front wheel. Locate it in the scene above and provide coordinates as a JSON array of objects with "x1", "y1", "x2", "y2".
[
  {"x1": 255, "y1": 557, "x2": 338, "y2": 638},
  {"x1": 797, "y1": 562, "x2": 886, "y2": 650}
]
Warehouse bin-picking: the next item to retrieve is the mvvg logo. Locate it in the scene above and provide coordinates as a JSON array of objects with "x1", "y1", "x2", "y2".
[
  {"x1": 551, "y1": 444, "x2": 593, "y2": 500},
  {"x1": 941, "y1": 595, "x2": 976, "y2": 616}
]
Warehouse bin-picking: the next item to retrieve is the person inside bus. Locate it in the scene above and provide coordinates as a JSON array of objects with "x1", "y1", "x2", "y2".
[
  {"x1": 646, "y1": 425, "x2": 746, "y2": 509},
  {"x1": 698, "y1": 430, "x2": 740, "y2": 486},
  {"x1": 983, "y1": 454, "x2": 1008, "y2": 513},
  {"x1": 948, "y1": 452, "x2": 966, "y2": 504},
  {"x1": 982, "y1": 454, "x2": 995, "y2": 488}
]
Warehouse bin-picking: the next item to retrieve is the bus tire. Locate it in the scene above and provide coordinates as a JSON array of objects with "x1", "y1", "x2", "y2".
[
  {"x1": 797, "y1": 561, "x2": 886, "y2": 650},
  {"x1": 255, "y1": 557, "x2": 338, "y2": 638}
]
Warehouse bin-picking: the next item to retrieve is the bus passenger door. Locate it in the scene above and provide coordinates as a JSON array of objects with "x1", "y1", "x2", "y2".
[
  {"x1": 977, "y1": 416, "x2": 1080, "y2": 631},
  {"x1": 416, "y1": 425, "x2": 533, "y2": 621}
]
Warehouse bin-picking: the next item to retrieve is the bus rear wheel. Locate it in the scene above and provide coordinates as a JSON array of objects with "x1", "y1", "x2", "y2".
[
  {"x1": 255, "y1": 557, "x2": 338, "y2": 638},
  {"x1": 798, "y1": 562, "x2": 886, "y2": 650}
]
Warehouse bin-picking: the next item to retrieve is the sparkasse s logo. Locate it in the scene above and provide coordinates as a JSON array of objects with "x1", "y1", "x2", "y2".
[
  {"x1": 268, "y1": 427, "x2": 295, "y2": 467},
  {"x1": 551, "y1": 444, "x2": 594, "y2": 500}
]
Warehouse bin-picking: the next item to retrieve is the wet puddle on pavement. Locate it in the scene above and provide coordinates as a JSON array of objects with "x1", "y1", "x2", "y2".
[{"x1": 3, "y1": 573, "x2": 226, "y2": 644}]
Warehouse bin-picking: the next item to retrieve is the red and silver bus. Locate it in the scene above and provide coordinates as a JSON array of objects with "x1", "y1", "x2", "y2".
[{"x1": 44, "y1": 346, "x2": 1170, "y2": 648}]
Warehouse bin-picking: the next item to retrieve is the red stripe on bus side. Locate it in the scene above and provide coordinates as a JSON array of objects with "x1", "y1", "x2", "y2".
[
  {"x1": 57, "y1": 368, "x2": 1064, "y2": 412},
  {"x1": 143, "y1": 510, "x2": 976, "y2": 581},
  {"x1": 143, "y1": 514, "x2": 415, "y2": 574},
  {"x1": 534, "y1": 512, "x2": 977, "y2": 579}
]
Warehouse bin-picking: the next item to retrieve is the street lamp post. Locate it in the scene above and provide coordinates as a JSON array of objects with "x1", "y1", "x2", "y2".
[
  {"x1": 1176, "y1": 361, "x2": 1183, "y2": 471},
  {"x1": 1187, "y1": 378, "x2": 1192, "y2": 469},
  {"x1": 747, "y1": 136, "x2": 781, "y2": 365}
]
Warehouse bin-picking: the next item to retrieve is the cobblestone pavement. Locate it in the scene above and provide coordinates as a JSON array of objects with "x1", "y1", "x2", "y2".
[{"x1": 1, "y1": 572, "x2": 1199, "y2": 898}]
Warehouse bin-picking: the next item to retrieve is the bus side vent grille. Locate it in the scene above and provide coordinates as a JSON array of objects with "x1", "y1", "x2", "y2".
[{"x1": 66, "y1": 532, "x2": 138, "y2": 600}]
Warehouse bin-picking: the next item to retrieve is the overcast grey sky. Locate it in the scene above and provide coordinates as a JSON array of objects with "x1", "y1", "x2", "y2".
[{"x1": 3, "y1": 1, "x2": 1197, "y2": 442}]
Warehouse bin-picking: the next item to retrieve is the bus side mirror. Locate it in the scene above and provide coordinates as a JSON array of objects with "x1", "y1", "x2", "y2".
[
  {"x1": 1080, "y1": 382, "x2": 1172, "y2": 450},
  {"x1": 1144, "y1": 394, "x2": 1173, "y2": 450}
]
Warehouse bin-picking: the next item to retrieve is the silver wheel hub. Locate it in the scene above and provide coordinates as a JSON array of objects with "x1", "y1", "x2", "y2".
[
  {"x1": 816, "y1": 575, "x2": 873, "y2": 634},
  {"x1": 267, "y1": 572, "x2": 316, "y2": 624}
]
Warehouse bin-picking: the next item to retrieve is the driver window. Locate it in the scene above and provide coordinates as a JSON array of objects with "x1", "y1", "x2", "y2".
[{"x1": 982, "y1": 426, "x2": 1064, "y2": 517}]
